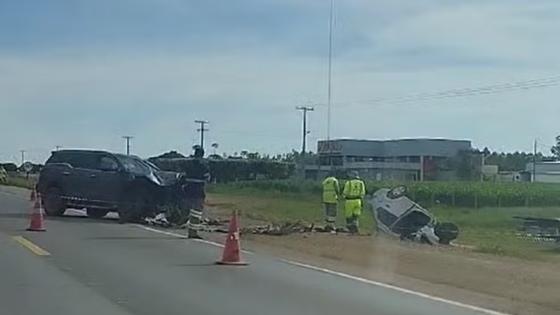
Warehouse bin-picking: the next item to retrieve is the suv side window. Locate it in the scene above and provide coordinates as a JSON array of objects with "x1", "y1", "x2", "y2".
[
  {"x1": 96, "y1": 156, "x2": 119, "y2": 172},
  {"x1": 68, "y1": 153, "x2": 98, "y2": 169}
]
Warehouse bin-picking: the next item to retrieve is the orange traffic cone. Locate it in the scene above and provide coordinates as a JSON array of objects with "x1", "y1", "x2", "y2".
[
  {"x1": 216, "y1": 210, "x2": 248, "y2": 265},
  {"x1": 27, "y1": 195, "x2": 46, "y2": 232}
]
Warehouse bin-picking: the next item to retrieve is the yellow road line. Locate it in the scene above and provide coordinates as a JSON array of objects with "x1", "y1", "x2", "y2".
[{"x1": 12, "y1": 236, "x2": 50, "y2": 256}]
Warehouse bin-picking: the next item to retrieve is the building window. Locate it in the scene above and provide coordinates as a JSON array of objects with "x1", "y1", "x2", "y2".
[
  {"x1": 319, "y1": 156, "x2": 343, "y2": 166},
  {"x1": 397, "y1": 156, "x2": 408, "y2": 162},
  {"x1": 409, "y1": 156, "x2": 420, "y2": 163}
]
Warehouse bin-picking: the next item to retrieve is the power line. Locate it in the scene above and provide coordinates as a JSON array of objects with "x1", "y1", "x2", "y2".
[
  {"x1": 195, "y1": 120, "x2": 209, "y2": 150},
  {"x1": 296, "y1": 106, "x2": 314, "y2": 154},
  {"x1": 318, "y1": 75, "x2": 560, "y2": 107}
]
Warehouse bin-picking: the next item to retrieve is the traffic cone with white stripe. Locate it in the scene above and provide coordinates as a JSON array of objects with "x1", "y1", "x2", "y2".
[
  {"x1": 216, "y1": 210, "x2": 248, "y2": 265},
  {"x1": 27, "y1": 194, "x2": 46, "y2": 232}
]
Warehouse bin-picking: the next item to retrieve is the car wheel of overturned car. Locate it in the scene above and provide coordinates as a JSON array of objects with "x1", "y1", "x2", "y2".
[
  {"x1": 86, "y1": 208, "x2": 109, "y2": 219},
  {"x1": 387, "y1": 185, "x2": 408, "y2": 199},
  {"x1": 43, "y1": 186, "x2": 66, "y2": 216},
  {"x1": 434, "y1": 222, "x2": 460, "y2": 245}
]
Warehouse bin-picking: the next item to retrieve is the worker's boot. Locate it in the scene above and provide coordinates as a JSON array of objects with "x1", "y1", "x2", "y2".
[
  {"x1": 345, "y1": 218, "x2": 353, "y2": 234},
  {"x1": 188, "y1": 228, "x2": 203, "y2": 239},
  {"x1": 351, "y1": 216, "x2": 360, "y2": 235}
]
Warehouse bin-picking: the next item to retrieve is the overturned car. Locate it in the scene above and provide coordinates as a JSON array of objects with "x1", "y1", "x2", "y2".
[{"x1": 368, "y1": 186, "x2": 459, "y2": 245}]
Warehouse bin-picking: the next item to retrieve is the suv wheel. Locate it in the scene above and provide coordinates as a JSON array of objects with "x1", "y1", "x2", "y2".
[
  {"x1": 387, "y1": 186, "x2": 407, "y2": 199},
  {"x1": 435, "y1": 222, "x2": 460, "y2": 245},
  {"x1": 87, "y1": 208, "x2": 109, "y2": 219},
  {"x1": 118, "y1": 194, "x2": 148, "y2": 224},
  {"x1": 43, "y1": 187, "x2": 66, "y2": 216}
]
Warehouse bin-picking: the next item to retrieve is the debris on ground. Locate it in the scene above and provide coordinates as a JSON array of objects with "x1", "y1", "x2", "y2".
[
  {"x1": 143, "y1": 213, "x2": 348, "y2": 236},
  {"x1": 240, "y1": 221, "x2": 348, "y2": 236},
  {"x1": 144, "y1": 214, "x2": 229, "y2": 230}
]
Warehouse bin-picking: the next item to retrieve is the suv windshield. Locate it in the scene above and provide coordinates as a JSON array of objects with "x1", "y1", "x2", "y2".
[{"x1": 115, "y1": 155, "x2": 152, "y2": 176}]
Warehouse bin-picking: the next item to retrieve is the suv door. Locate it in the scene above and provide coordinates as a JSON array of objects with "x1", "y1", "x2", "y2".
[
  {"x1": 59, "y1": 152, "x2": 99, "y2": 203},
  {"x1": 88, "y1": 154, "x2": 124, "y2": 207}
]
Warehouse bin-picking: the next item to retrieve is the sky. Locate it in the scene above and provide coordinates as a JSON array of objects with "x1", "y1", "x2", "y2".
[{"x1": 2, "y1": 0, "x2": 560, "y2": 163}]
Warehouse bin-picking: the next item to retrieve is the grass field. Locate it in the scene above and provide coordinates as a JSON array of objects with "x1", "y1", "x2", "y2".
[
  {"x1": 209, "y1": 185, "x2": 560, "y2": 261},
  {"x1": 1, "y1": 176, "x2": 35, "y2": 189}
]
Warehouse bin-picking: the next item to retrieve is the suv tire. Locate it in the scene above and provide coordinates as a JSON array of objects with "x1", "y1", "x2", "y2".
[
  {"x1": 87, "y1": 208, "x2": 109, "y2": 219},
  {"x1": 435, "y1": 222, "x2": 460, "y2": 245},
  {"x1": 43, "y1": 186, "x2": 66, "y2": 216},
  {"x1": 118, "y1": 193, "x2": 148, "y2": 224}
]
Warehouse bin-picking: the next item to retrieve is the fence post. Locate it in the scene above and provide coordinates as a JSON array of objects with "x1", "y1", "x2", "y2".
[
  {"x1": 474, "y1": 193, "x2": 478, "y2": 209},
  {"x1": 452, "y1": 190, "x2": 456, "y2": 207}
]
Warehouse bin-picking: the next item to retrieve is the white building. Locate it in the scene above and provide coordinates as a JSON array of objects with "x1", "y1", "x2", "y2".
[
  {"x1": 305, "y1": 138, "x2": 472, "y2": 180},
  {"x1": 526, "y1": 161, "x2": 560, "y2": 183}
]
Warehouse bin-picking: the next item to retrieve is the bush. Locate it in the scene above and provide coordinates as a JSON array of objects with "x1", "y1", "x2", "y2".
[
  {"x1": 0, "y1": 163, "x2": 17, "y2": 172},
  {"x1": 150, "y1": 158, "x2": 295, "y2": 183}
]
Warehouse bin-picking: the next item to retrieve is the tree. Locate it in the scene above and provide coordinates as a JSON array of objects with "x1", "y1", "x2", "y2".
[
  {"x1": 484, "y1": 150, "x2": 544, "y2": 171},
  {"x1": 246, "y1": 152, "x2": 261, "y2": 160},
  {"x1": 551, "y1": 135, "x2": 560, "y2": 160},
  {"x1": 147, "y1": 151, "x2": 186, "y2": 161},
  {"x1": 211, "y1": 143, "x2": 219, "y2": 155}
]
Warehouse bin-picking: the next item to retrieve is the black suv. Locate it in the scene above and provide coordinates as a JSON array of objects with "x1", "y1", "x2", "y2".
[{"x1": 37, "y1": 150, "x2": 185, "y2": 222}]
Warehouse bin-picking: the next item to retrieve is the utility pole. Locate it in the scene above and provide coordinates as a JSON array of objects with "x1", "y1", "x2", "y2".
[
  {"x1": 324, "y1": 0, "x2": 335, "y2": 171},
  {"x1": 122, "y1": 136, "x2": 133, "y2": 155},
  {"x1": 20, "y1": 150, "x2": 25, "y2": 165},
  {"x1": 533, "y1": 139, "x2": 537, "y2": 182},
  {"x1": 195, "y1": 120, "x2": 209, "y2": 150},
  {"x1": 326, "y1": 0, "x2": 334, "y2": 142},
  {"x1": 296, "y1": 106, "x2": 314, "y2": 154}
]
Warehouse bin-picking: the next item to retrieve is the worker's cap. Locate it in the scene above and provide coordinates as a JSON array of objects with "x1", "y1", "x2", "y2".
[{"x1": 349, "y1": 170, "x2": 360, "y2": 178}]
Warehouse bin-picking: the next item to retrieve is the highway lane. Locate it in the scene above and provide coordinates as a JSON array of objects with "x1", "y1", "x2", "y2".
[{"x1": 0, "y1": 185, "x2": 505, "y2": 315}]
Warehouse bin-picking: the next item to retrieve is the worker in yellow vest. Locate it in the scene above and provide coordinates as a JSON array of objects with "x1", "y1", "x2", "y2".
[
  {"x1": 342, "y1": 171, "x2": 366, "y2": 234},
  {"x1": 322, "y1": 172, "x2": 340, "y2": 232}
]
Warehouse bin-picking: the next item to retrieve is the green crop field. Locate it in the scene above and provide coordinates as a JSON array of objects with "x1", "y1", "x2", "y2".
[{"x1": 209, "y1": 179, "x2": 560, "y2": 208}]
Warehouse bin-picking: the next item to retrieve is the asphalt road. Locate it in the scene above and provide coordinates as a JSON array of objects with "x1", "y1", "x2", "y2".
[{"x1": 0, "y1": 185, "x2": 504, "y2": 315}]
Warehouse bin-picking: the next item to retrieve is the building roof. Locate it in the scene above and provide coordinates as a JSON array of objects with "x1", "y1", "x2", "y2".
[{"x1": 318, "y1": 138, "x2": 472, "y2": 157}]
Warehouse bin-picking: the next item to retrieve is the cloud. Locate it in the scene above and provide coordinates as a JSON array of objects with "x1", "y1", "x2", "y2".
[{"x1": 2, "y1": 0, "x2": 560, "y2": 163}]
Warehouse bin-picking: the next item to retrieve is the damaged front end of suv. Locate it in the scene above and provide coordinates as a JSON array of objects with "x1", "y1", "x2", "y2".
[{"x1": 368, "y1": 186, "x2": 459, "y2": 245}]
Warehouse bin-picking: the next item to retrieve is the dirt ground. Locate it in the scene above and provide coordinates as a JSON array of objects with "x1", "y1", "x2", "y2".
[{"x1": 205, "y1": 200, "x2": 560, "y2": 315}]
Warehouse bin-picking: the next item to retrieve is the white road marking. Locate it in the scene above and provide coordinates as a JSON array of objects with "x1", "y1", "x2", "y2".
[
  {"x1": 281, "y1": 259, "x2": 510, "y2": 315},
  {"x1": 134, "y1": 224, "x2": 228, "y2": 249}
]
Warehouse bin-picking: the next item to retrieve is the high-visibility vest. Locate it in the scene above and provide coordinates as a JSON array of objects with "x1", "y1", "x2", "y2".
[
  {"x1": 322, "y1": 177, "x2": 339, "y2": 204},
  {"x1": 343, "y1": 179, "x2": 366, "y2": 199}
]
